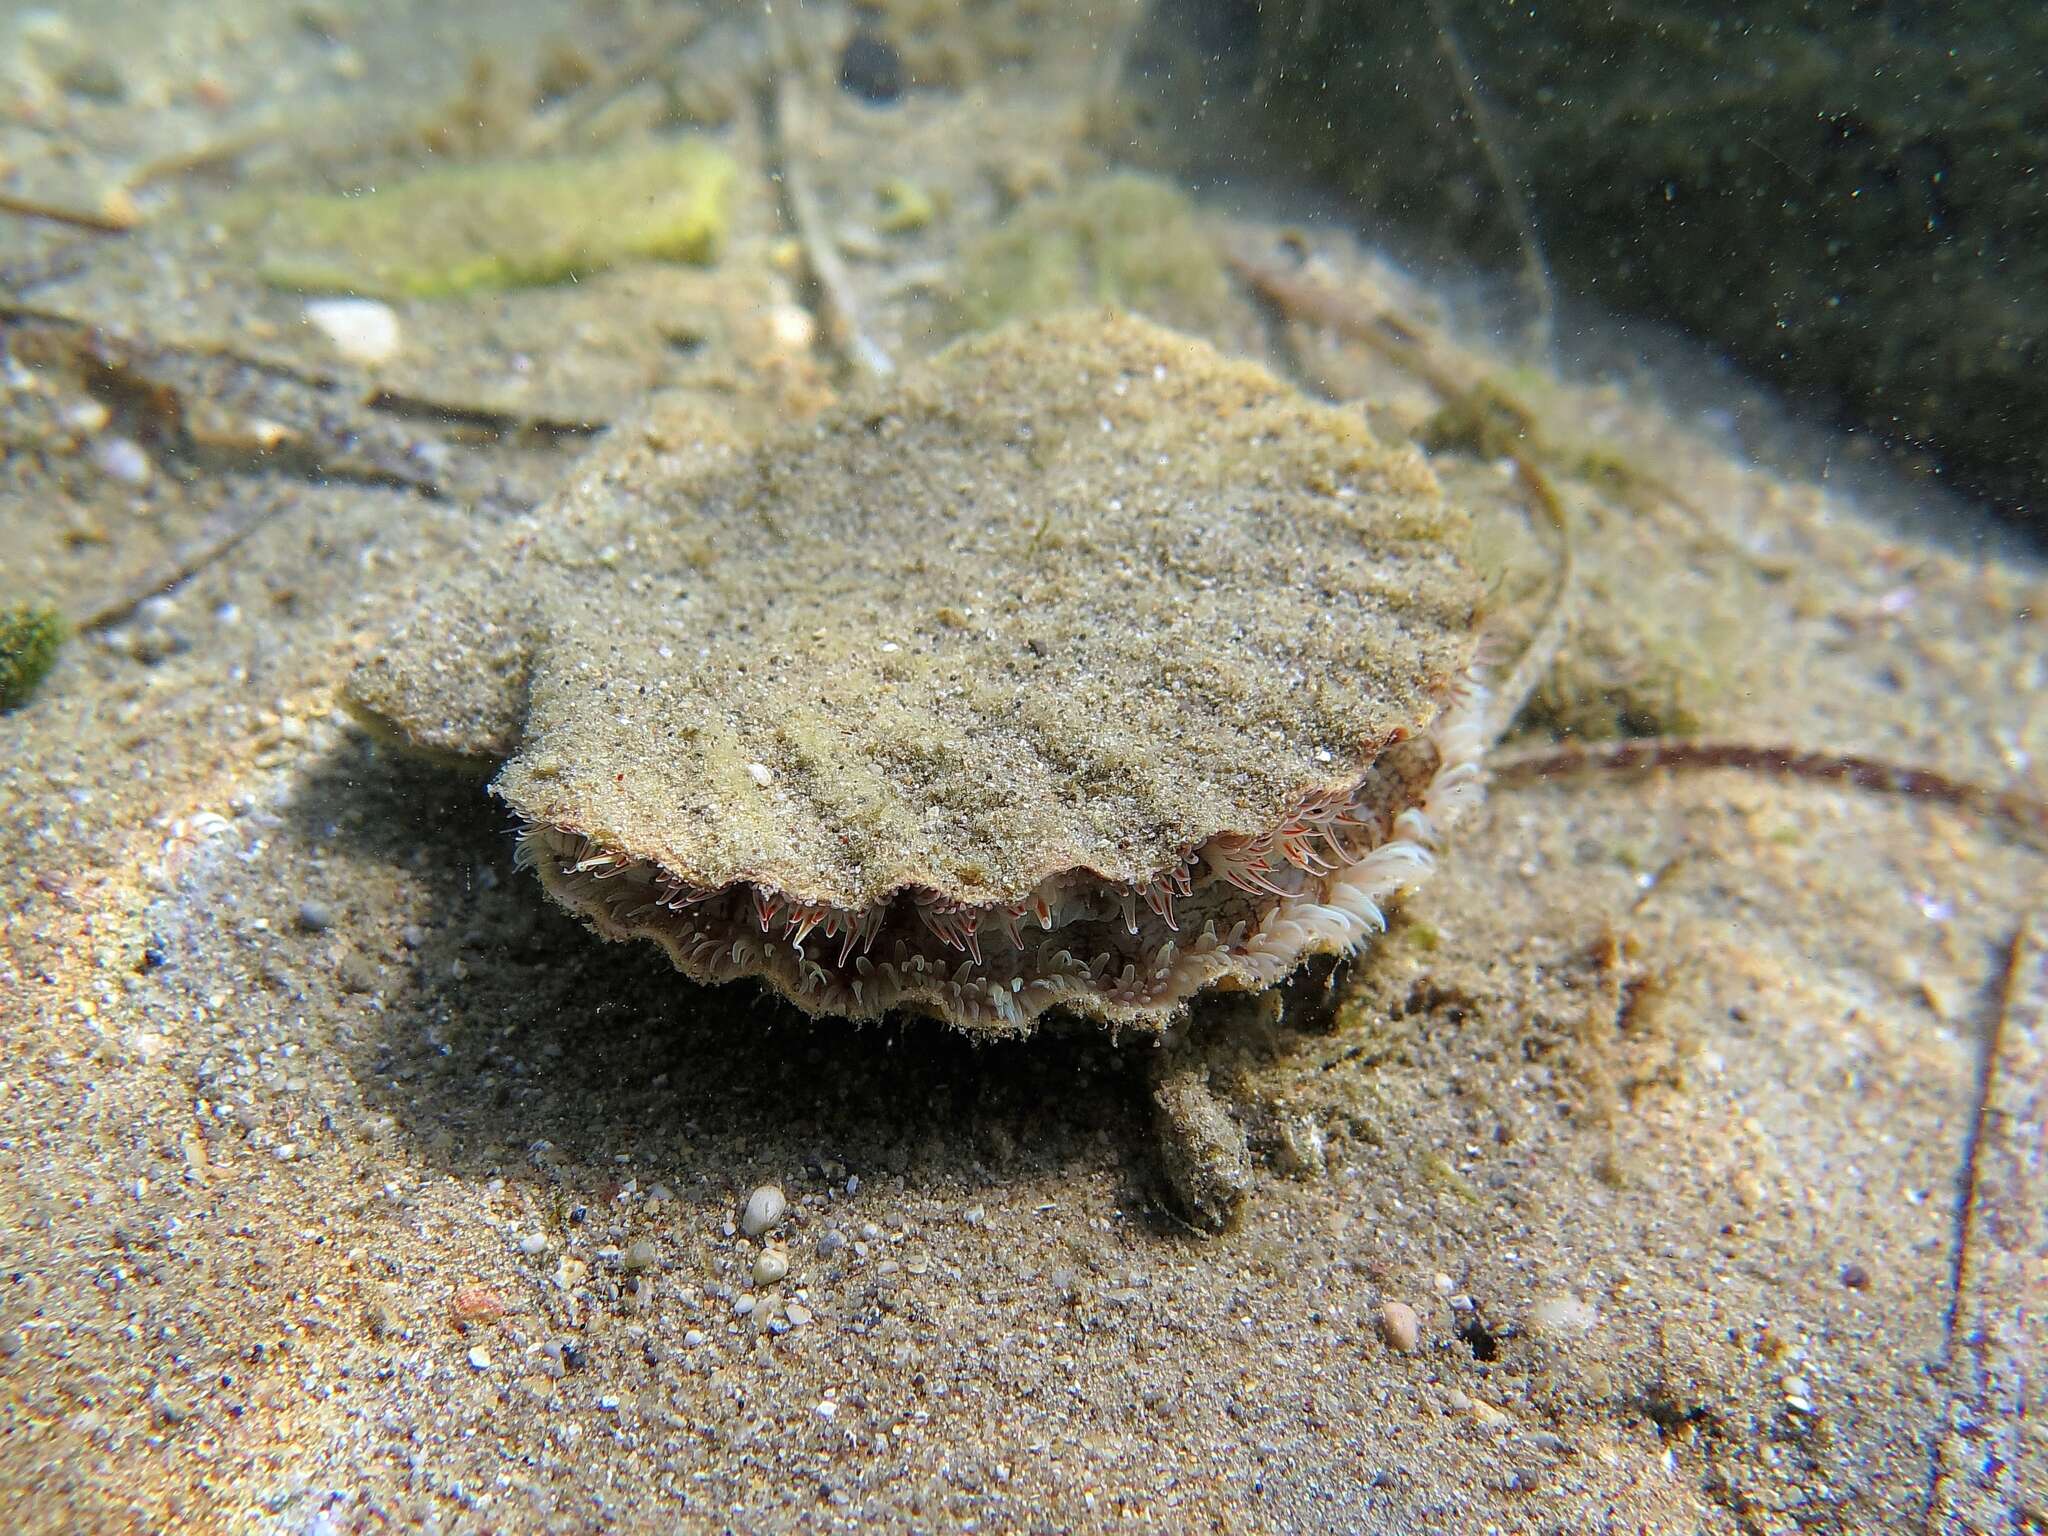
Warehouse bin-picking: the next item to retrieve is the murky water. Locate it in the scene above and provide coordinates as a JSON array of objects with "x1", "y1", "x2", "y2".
[{"x1": 2, "y1": 3, "x2": 2041, "y2": 1530}]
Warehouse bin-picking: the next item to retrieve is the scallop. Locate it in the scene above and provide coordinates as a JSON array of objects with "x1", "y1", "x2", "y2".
[{"x1": 346, "y1": 310, "x2": 1488, "y2": 1035}]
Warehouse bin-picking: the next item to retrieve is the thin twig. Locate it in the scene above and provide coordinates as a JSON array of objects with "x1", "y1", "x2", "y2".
[
  {"x1": 1492, "y1": 737, "x2": 2048, "y2": 852},
  {"x1": 72, "y1": 496, "x2": 296, "y2": 635},
  {"x1": 1922, "y1": 914, "x2": 2044, "y2": 1530},
  {"x1": 1228, "y1": 246, "x2": 1477, "y2": 401},
  {"x1": 123, "y1": 125, "x2": 280, "y2": 192},
  {"x1": 0, "y1": 189, "x2": 136, "y2": 234},
  {"x1": 760, "y1": 4, "x2": 894, "y2": 381}
]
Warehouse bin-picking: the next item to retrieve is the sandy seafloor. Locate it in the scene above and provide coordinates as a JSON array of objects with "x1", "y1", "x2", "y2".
[{"x1": 1, "y1": 2, "x2": 2044, "y2": 1532}]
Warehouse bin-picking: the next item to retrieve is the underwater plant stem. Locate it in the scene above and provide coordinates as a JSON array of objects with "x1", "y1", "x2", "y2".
[
  {"x1": 1228, "y1": 247, "x2": 1469, "y2": 400},
  {"x1": 760, "y1": 5, "x2": 895, "y2": 381},
  {"x1": 1424, "y1": 0, "x2": 1554, "y2": 359},
  {"x1": 1492, "y1": 738, "x2": 2048, "y2": 852},
  {"x1": 1482, "y1": 452, "x2": 1575, "y2": 748}
]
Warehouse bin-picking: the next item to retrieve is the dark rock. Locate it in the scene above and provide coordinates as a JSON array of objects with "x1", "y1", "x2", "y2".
[{"x1": 839, "y1": 31, "x2": 904, "y2": 103}]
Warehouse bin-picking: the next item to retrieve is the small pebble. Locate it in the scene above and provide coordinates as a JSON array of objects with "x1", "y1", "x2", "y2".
[
  {"x1": 334, "y1": 952, "x2": 379, "y2": 994},
  {"x1": 741, "y1": 1184, "x2": 787, "y2": 1237},
  {"x1": 304, "y1": 297, "x2": 403, "y2": 365},
  {"x1": 59, "y1": 397, "x2": 111, "y2": 436},
  {"x1": 1527, "y1": 1293, "x2": 1598, "y2": 1337},
  {"x1": 1840, "y1": 1261, "x2": 1871, "y2": 1290},
  {"x1": 296, "y1": 900, "x2": 332, "y2": 933},
  {"x1": 151, "y1": 1388, "x2": 191, "y2": 1424},
  {"x1": 621, "y1": 1238, "x2": 659, "y2": 1274},
  {"x1": 838, "y1": 30, "x2": 903, "y2": 102},
  {"x1": 683, "y1": 1328, "x2": 706, "y2": 1347},
  {"x1": 122, "y1": 616, "x2": 185, "y2": 664},
  {"x1": 516, "y1": 1232, "x2": 548, "y2": 1257},
  {"x1": 785, "y1": 1302, "x2": 812, "y2": 1327},
  {"x1": 766, "y1": 304, "x2": 816, "y2": 353},
  {"x1": 746, "y1": 761, "x2": 775, "y2": 788},
  {"x1": 817, "y1": 1229, "x2": 846, "y2": 1258},
  {"x1": 752, "y1": 1248, "x2": 789, "y2": 1287},
  {"x1": 58, "y1": 52, "x2": 127, "y2": 102},
  {"x1": 90, "y1": 435, "x2": 151, "y2": 489},
  {"x1": 1379, "y1": 1301, "x2": 1422, "y2": 1354},
  {"x1": 450, "y1": 1284, "x2": 508, "y2": 1326},
  {"x1": 734, "y1": 1295, "x2": 756, "y2": 1317},
  {"x1": 467, "y1": 1346, "x2": 491, "y2": 1371}
]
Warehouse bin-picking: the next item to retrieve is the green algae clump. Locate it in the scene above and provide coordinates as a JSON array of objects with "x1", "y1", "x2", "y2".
[
  {"x1": 0, "y1": 604, "x2": 64, "y2": 712},
  {"x1": 951, "y1": 173, "x2": 1234, "y2": 337},
  {"x1": 253, "y1": 140, "x2": 738, "y2": 299},
  {"x1": 1419, "y1": 380, "x2": 1539, "y2": 462},
  {"x1": 1521, "y1": 622, "x2": 1709, "y2": 742},
  {"x1": 874, "y1": 178, "x2": 937, "y2": 235}
]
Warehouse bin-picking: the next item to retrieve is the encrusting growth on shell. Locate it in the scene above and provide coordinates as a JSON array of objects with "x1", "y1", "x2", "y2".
[{"x1": 347, "y1": 310, "x2": 1489, "y2": 1035}]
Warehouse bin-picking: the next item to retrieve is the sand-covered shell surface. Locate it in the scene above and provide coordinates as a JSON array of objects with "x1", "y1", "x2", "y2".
[{"x1": 347, "y1": 311, "x2": 1487, "y2": 1034}]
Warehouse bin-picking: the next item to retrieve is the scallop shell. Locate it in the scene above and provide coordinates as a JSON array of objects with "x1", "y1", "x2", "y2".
[{"x1": 348, "y1": 310, "x2": 1487, "y2": 1034}]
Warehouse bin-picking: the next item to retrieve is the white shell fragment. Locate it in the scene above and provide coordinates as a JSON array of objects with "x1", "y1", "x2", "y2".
[{"x1": 304, "y1": 297, "x2": 403, "y2": 365}]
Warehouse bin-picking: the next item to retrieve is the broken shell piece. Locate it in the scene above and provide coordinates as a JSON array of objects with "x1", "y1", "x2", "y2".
[{"x1": 348, "y1": 310, "x2": 1486, "y2": 1035}]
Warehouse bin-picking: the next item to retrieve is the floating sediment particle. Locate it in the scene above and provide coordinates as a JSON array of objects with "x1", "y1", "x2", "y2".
[
  {"x1": 250, "y1": 139, "x2": 738, "y2": 299},
  {"x1": 347, "y1": 310, "x2": 1488, "y2": 1035}
]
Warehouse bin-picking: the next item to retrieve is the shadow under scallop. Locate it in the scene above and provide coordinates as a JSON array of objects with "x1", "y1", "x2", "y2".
[{"x1": 288, "y1": 731, "x2": 1172, "y2": 1221}]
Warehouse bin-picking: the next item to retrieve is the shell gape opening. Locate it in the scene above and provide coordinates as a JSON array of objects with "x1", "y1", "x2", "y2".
[{"x1": 521, "y1": 678, "x2": 1489, "y2": 1033}]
